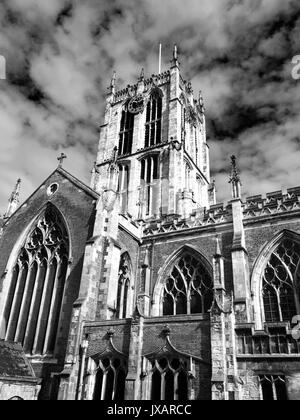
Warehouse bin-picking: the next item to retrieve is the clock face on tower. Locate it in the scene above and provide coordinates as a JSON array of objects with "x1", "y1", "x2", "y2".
[{"x1": 128, "y1": 94, "x2": 145, "y2": 114}]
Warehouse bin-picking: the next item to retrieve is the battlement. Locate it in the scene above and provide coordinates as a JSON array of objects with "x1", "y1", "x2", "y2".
[
  {"x1": 113, "y1": 71, "x2": 171, "y2": 104},
  {"x1": 143, "y1": 204, "x2": 232, "y2": 237},
  {"x1": 244, "y1": 187, "x2": 300, "y2": 219},
  {"x1": 142, "y1": 186, "x2": 300, "y2": 237}
]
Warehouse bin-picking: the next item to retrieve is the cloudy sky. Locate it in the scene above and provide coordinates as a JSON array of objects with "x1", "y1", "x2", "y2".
[{"x1": 0, "y1": 0, "x2": 300, "y2": 212}]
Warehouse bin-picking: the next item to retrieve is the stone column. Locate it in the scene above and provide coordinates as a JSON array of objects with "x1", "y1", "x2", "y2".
[
  {"x1": 231, "y1": 198, "x2": 251, "y2": 322},
  {"x1": 125, "y1": 308, "x2": 144, "y2": 400}
]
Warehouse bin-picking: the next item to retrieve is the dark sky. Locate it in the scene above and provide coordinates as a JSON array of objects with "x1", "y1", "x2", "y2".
[{"x1": 0, "y1": 0, "x2": 300, "y2": 211}]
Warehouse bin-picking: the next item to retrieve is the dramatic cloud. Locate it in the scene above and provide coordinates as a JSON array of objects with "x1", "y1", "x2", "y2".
[{"x1": 0, "y1": 0, "x2": 300, "y2": 211}]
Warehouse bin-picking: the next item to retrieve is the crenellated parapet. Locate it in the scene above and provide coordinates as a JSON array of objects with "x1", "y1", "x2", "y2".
[
  {"x1": 141, "y1": 185, "x2": 300, "y2": 237},
  {"x1": 113, "y1": 71, "x2": 171, "y2": 104},
  {"x1": 143, "y1": 203, "x2": 232, "y2": 237},
  {"x1": 244, "y1": 187, "x2": 300, "y2": 219}
]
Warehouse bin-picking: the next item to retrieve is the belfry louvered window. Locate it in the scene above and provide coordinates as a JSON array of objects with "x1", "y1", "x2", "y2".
[
  {"x1": 93, "y1": 357, "x2": 127, "y2": 401},
  {"x1": 119, "y1": 109, "x2": 134, "y2": 156},
  {"x1": 151, "y1": 357, "x2": 189, "y2": 401},
  {"x1": 163, "y1": 254, "x2": 213, "y2": 316},
  {"x1": 4, "y1": 205, "x2": 69, "y2": 355},
  {"x1": 262, "y1": 239, "x2": 300, "y2": 323},
  {"x1": 116, "y1": 253, "x2": 131, "y2": 319},
  {"x1": 145, "y1": 88, "x2": 163, "y2": 148}
]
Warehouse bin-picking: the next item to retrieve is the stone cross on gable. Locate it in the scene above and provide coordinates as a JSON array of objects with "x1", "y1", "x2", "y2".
[{"x1": 57, "y1": 153, "x2": 67, "y2": 167}]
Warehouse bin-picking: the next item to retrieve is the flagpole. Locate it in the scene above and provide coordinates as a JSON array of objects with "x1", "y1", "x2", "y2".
[{"x1": 159, "y1": 43, "x2": 162, "y2": 74}]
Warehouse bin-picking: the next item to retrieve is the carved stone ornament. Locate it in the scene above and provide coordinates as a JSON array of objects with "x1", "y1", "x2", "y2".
[
  {"x1": 186, "y1": 105, "x2": 198, "y2": 127},
  {"x1": 128, "y1": 94, "x2": 145, "y2": 114}
]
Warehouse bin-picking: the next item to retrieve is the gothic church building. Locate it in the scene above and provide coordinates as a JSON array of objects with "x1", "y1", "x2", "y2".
[{"x1": 1, "y1": 49, "x2": 300, "y2": 401}]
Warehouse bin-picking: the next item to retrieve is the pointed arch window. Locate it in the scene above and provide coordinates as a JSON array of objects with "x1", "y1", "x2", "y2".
[
  {"x1": 196, "y1": 175, "x2": 203, "y2": 206},
  {"x1": 140, "y1": 154, "x2": 160, "y2": 218},
  {"x1": 119, "y1": 107, "x2": 134, "y2": 156},
  {"x1": 118, "y1": 164, "x2": 129, "y2": 215},
  {"x1": 184, "y1": 161, "x2": 192, "y2": 191},
  {"x1": 145, "y1": 88, "x2": 163, "y2": 148},
  {"x1": 262, "y1": 239, "x2": 300, "y2": 323},
  {"x1": 93, "y1": 357, "x2": 127, "y2": 401},
  {"x1": 150, "y1": 357, "x2": 189, "y2": 401},
  {"x1": 116, "y1": 253, "x2": 132, "y2": 319},
  {"x1": 162, "y1": 253, "x2": 213, "y2": 316},
  {"x1": 4, "y1": 205, "x2": 69, "y2": 356}
]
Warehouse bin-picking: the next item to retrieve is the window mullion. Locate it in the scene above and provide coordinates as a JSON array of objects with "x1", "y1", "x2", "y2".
[
  {"x1": 112, "y1": 368, "x2": 117, "y2": 401},
  {"x1": 174, "y1": 372, "x2": 179, "y2": 401},
  {"x1": 277, "y1": 289, "x2": 283, "y2": 322},
  {"x1": 187, "y1": 289, "x2": 191, "y2": 315},
  {"x1": 118, "y1": 282, "x2": 125, "y2": 320},
  {"x1": 14, "y1": 261, "x2": 37, "y2": 344},
  {"x1": 5, "y1": 263, "x2": 26, "y2": 341},
  {"x1": 42, "y1": 259, "x2": 63, "y2": 355},
  {"x1": 32, "y1": 260, "x2": 55, "y2": 354},
  {"x1": 23, "y1": 261, "x2": 45, "y2": 352},
  {"x1": 101, "y1": 371, "x2": 107, "y2": 401},
  {"x1": 272, "y1": 377, "x2": 277, "y2": 401},
  {"x1": 161, "y1": 372, "x2": 166, "y2": 401}
]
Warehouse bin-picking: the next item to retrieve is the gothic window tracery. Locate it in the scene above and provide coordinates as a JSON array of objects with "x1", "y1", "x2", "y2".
[
  {"x1": 93, "y1": 357, "x2": 127, "y2": 401},
  {"x1": 150, "y1": 357, "x2": 189, "y2": 401},
  {"x1": 262, "y1": 239, "x2": 300, "y2": 323},
  {"x1": 119, "y1": 107, "x2": 134, "y2": 156},
  {"x1": 162, "y1": 254, "x2": 213, "y2": 316},
  {"x1": 145, "y1": 88, "x2": 163, "y2": 148},
  {"x1": 4, "y1": 205, "x2": 69, "y2": 356},
  {"x1": 140, "y1": 154, "x2": 160, "y2": 218},
  {"x1": 116, "y1": 253, "x2": 131, "y2": 319}
]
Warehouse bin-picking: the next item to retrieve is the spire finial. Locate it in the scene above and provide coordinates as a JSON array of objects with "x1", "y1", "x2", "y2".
[
  {"x1": 215, "y1": 235, "x2": 222, "y2": 257},
  {"x1": 4, "y1": 178, "x2": 21, "y2": 219},
  {"x1": 109, "y1": 70, "x2": 116, "y2": 94},
  {"x1": 57, "y1": 153, "x2": 67, "y2": 167},
  {"x1": 229, "y1": 155, "x2": 242, "y2": 199},
  {"x1": 199, "y1": 91, "x2": 205, "y2": 113},
  {"x1": 173, "y1": 44, "x2": 178, "y2": 60},
  {"x1": 138, "y1": 68, "x2": 145, "y2": 82},
  {"x1": 112, "y1": 146, "x2": 118, "y2": 164},
  {"x1": 171, "y1": 44, "x2": 180, "y2": 68}
]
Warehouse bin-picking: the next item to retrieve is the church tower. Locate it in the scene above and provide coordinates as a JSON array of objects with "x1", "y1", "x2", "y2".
[{"x1": 92, "y1": 46, "x2": 212, "y2": 222}]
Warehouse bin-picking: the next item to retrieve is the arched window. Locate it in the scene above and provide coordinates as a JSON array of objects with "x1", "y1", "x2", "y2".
[
  {"x1": 150, "y1": 357, "x2": 189, "y2": 401},
  {"x1": 116, "y1": 253, "x2": 131, "y2": 319},
  {"x1": 140, "y1": 154, "x2": 160, "y2": 218},
  {"x1": 262, "y1": 239, "x2": 300, "y2": 323},
  {"x1": 118, "y1": 164, "x2": 129, "y2": 214},
  {"x1": 196, "y1": 175, "x2": 203, "y2": 206},
  {"x1": 145, "y1": 88, "x2": 163, "y2": 148},
  {"x1": 4, "y1": 205, "x2": 69, "y2": 355},
  {"x1": 119, "y1": 108, "x2": 134, "y2": 156},
  {"x1": 93, "y1": 357, "x2": 127, "y2": 401},
  {"x1": 259, "y1": 375, "x2": 287, "y2": 400},
  {"x1": 184, "y1": 161, "x2": 192, "y2": 191},
  {"x1": 162, "y1": 253, "x2": 213, "y2": 316}
]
